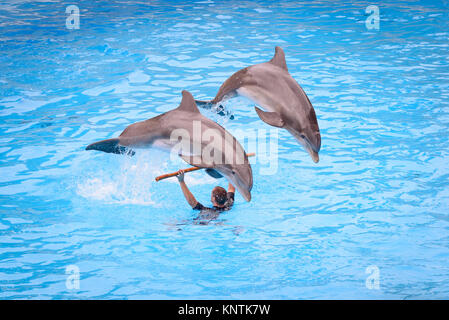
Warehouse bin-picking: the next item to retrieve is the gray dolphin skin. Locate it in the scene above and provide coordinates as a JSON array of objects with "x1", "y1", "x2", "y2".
[
  {"x1": 86, "y1": 90, "x2": 253, "y2": 201},
  {"x1": 195, "y1": 46, "x2": 321, "y2": 163}
]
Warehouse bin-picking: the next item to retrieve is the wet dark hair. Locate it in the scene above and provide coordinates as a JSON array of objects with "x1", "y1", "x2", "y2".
[{"x1": 212, "y1": 186, "x2": 227, "y2": 206}]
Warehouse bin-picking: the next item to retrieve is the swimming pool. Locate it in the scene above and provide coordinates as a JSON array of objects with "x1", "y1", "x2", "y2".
[{"x1": 1, "y1": 0, "x2": 448, "y2": 299}]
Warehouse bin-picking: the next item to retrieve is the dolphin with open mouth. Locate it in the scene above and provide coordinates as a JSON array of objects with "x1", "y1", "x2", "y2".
[
  {"x1": 86, "y1": 90, "x2": 253, "y2": 201},
  {"x1": 195, "y1": 46, "x2": 321, "y2": 163}
]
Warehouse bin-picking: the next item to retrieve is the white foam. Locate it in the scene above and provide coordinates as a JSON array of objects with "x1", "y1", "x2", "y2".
[
  {"x1": 254, "y1": 8, "x2": 272, "y2": 13},
  {"x1": 76, "y1": 152, "x2": 163, "y2": 205},
  {"x1": 76, "y1": 151, "x2": 218, "y2": 205}
]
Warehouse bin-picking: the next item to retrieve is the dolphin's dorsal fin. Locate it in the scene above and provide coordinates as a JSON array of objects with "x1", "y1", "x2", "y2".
[
  {"x1": 177, "y1": 90, "x2": 200, "y2": 113},
  {"x1": 269, "y1": 46, "x2": 288, "y2": 71}
]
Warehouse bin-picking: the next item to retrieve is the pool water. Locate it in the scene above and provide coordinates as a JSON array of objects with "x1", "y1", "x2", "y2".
[{"x1": 1, "y1": 0, "x2": 449, "y2": 299}]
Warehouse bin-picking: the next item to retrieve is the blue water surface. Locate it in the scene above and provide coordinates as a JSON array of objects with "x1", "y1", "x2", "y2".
[{"x1": 1, "y1": 0, "x2": 449, "y2": 299}]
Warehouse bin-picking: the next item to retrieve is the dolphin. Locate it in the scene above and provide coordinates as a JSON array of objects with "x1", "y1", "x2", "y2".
[
  {"x1": 195, "y1": 46, "x2": 321, "y2": 163},
  {"x1": 86, "y1": 90, "x2": 253, "y2": 201}
]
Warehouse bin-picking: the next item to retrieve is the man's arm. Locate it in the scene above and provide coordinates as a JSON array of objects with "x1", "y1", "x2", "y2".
[
  {"x1": 176, "y1": 170, "x2": 199, "y2": 208},
  {"x1": 227, "y1": 182, "x2": 235, "y2": 207}
]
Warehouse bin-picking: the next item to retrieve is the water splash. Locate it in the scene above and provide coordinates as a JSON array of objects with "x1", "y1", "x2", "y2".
[
  {"x1": 76, "y1": 152, "x2": 163, "y2": 205},
  {"x1": 76, "y1": 150, "x2": 218, "y2": 205}
]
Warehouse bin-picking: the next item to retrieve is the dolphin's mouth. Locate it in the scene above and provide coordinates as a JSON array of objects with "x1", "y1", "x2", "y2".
[
  {"x1": 216, "y1": 168, "x2": 252, "y2": 202},
  {"x1": 289, "y1": 130, "x2": 320, "y2": 163},
  {"x1": 304, "y1": 138, "x2": 319, "y2": 163},
  {"x1": 232, "y1": 179, "x2": 252, "y2": 202},
  {"x1": 307, "y1": 148, "x2": 319, "y2": 163},
  {"x1": 238, "y1": 188, "x2": 252, "y2": 202}
]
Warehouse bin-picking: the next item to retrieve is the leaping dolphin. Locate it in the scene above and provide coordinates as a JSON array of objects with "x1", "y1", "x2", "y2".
[
  {"x1": 86, "y1": 90, "x2": 253, "y2": 201},
  {"x1": 195, "y1": 46, "x2": 321, "y2": 163}
]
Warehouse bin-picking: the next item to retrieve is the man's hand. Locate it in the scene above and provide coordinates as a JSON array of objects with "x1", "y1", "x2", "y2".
[{"x1": 176, "y1": 169, "x2": 185, "y2": 182}]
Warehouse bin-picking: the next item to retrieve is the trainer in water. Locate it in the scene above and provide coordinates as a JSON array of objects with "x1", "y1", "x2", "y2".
[
  {"x1": 175, "y1": 170, "x2": 235, "y2": 223},
  {"x1": 195, "y1": 46, "x2": 321, "y2": 163},
  {"x1": 85, "y1": 90, "x2": 253, "y2": 201}
]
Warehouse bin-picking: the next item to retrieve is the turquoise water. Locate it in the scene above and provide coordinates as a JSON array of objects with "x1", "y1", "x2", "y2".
[{"x1": 1, "y1": 0, "x2": 449, "y2": 299}]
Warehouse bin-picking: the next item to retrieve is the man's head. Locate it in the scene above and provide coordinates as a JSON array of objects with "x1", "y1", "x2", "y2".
[{"x1": 211, "y1": 186, "x2": 227, "y2": 208}]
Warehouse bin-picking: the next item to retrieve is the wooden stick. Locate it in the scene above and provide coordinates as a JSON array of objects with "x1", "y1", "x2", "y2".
[{"x1": 155, "y1": 152, "x2": 255, "y2": 182}]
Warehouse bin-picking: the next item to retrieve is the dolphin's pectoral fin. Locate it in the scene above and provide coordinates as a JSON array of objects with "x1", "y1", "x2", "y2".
[
  {"x1": 205, "y1": 168, "x2": 224, "y2": 179},
  {"x1": 85, "y1": 138, "x2": 135, "y2": 156},
  {"x1": 254, "y1": 107, "x2": 284, "y2": 128},
  {"x1": 180, "y1": 154, "x2": 214, "y2": 168}
]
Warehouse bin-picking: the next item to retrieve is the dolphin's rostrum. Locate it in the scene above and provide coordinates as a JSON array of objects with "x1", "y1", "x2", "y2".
[
  {"x1": 86, "y1": 90, "x2": 253, "y2": 201},
  {"x1": 195, "y1": 46, "x2": 321, "y2": 163}
]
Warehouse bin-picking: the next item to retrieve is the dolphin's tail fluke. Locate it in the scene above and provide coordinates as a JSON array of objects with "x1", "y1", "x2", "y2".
[
  {"x1": 194, "y1": 99, "x2": 214, "y2": 109},
  {"x1": 194, "y1": 99, "x2": 235, "y2": 120},
  {"x1": 85, "y1": 138, "x2": 135, "y2": 156}
]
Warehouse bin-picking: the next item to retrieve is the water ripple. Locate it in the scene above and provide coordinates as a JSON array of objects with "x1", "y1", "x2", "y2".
[{"x1": 1, "y1": 0, "x2": 449, "y2": 299}]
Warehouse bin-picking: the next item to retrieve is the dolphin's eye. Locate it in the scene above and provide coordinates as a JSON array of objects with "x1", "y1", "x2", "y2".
[{"x1": 232, "y1": 170, "x2": 235, "y2": 175}]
